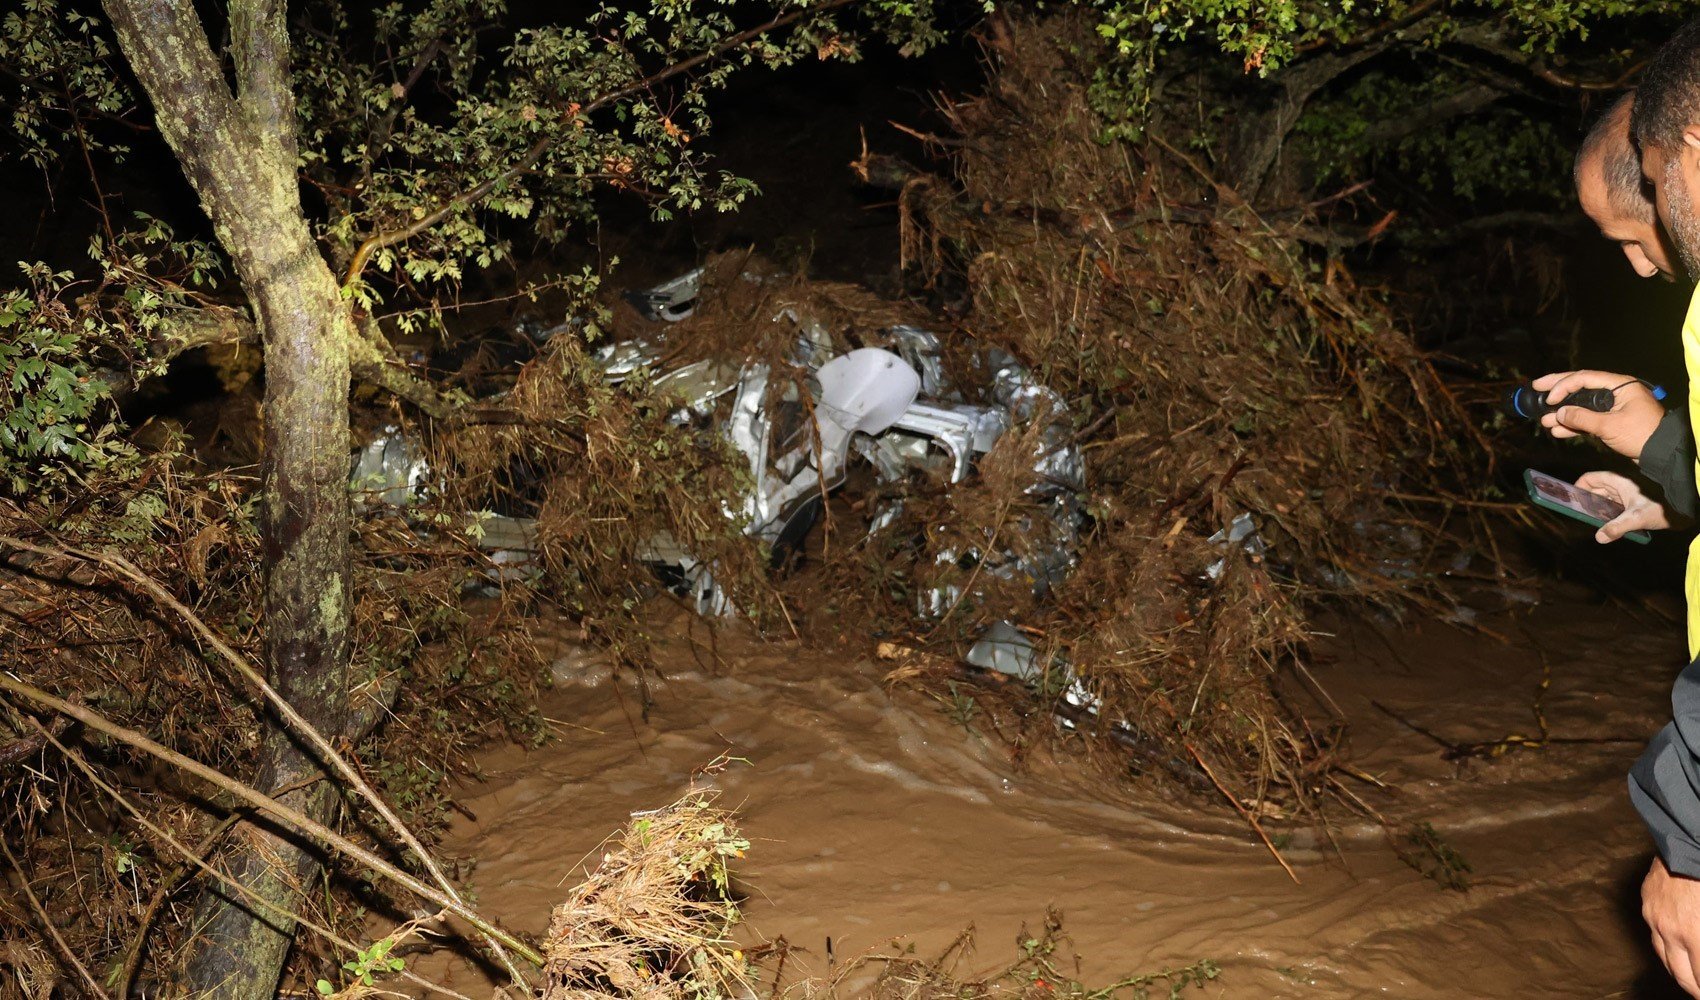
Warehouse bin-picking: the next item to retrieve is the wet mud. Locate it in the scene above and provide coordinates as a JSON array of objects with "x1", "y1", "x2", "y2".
[{"x1": 410, "y1": 590, "x2": 1690, "y2": 998}]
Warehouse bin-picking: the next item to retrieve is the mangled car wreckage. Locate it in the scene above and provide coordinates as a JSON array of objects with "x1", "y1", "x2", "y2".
[{"x1": 354, "y1": 265, "x2": 1088, "y2": 632}]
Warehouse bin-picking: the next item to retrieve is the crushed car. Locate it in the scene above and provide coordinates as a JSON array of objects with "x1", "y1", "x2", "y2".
[
  {"x1": 597, "y1": 266, "x2": 1088, "y2": 619},
  {"x1": 350, "y1": 264, "x2": 1088, "y2": 624}
]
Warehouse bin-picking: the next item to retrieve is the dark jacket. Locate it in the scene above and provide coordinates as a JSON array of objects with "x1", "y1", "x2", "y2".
[
  {"x1": 1641, "y1": 409, "x2": 1698, "y2": 521},
  {"x1": 1630, "y1": 409, "x2": 1700, "y2": 874}
]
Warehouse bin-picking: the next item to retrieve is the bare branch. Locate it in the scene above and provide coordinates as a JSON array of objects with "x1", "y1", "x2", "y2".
[
  {"x1": 350, "y1": 318, "x2": 470, "y2": 420},
  {"x1": 0, "y1": 670, "x2": 545, "y2": 969},
  {"x1": 1227, "y1": 40, "x2": 1394, "y2": 197},
  {"x1": 1528, "y1": 59, "x2": 1646, "y2": 92},
  {"x1": 1294, "y1": 0, "x2": 1445, "y2": 56},
  {"x1": 1357, "y1": 83, "x2": 1507, "y2": 146},
  {"x1": 1445, "y1": 22, "x2": 1643, "y2": 92},
  {"x1": 0, "y1": 535, "x2": 522, "y2": 979},
  {"x1": 19, "y1": 713, "x2": 483, "y2": 1000}
]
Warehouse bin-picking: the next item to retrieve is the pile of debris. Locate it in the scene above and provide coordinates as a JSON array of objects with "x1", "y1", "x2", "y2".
[
  {"x1": 869, "y1": 13, "x2": 1480, "y2": 808},
  {"x1": 353, "y1": 19, "x2": 1479, "y2": 814},
  {"x1": 354, "y1": 256, "x2": 1089, "y2": 665}
]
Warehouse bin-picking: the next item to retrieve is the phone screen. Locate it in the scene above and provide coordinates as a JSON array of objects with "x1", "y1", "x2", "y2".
[
  {"x1": 1523, "y1": 469, "x2": 1651, "y2": 544},
  {"x1": 1527, "y1": 469, "x2": 1625, "y2": 521}
]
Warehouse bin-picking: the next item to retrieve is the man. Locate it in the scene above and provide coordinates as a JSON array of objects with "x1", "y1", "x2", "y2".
[
  {"x1": 1621, "y1": 23, "x2": 1700, "y2": 995},
  {"x1": 1536, "y1": 90, "x2": 1694, "y2": 539},
  {"x1": 1577, "y1": 91, "x2": 1680, "y2": 280}
]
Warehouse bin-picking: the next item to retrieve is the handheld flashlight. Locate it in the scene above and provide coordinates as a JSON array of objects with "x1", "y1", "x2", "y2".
[{"x1": 1506, "y1": 385, "x2": 1617, "y2": 420}]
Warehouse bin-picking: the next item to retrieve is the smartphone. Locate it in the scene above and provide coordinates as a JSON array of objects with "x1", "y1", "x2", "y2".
[{"x1": 1524, "y1": 469, "x2": 1652, "y2": 545}]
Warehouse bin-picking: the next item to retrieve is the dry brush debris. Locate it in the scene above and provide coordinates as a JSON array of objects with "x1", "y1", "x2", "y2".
[{"x1": 833, "y1": 14, "x2": 1485, "y2": 821}]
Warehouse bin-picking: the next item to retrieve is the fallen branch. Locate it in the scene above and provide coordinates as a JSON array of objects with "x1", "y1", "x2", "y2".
[
  {"x1": 1, "y1": 837, "x2": 114, "y2": 1000},
  {"x1": 13, "y1": 709, "x2": 481, "y2": 1000},
  {"x1": 0, "y1": 535, "x2": 530, "y2": 985},
  {"x1": 113, "y1": 814, "x2": 240, "y2": 1000},
  {"x1": 0, "y1": 672, "x2": 544, "y2": 968},
  {"x1": 1184, "y1": 742, "x2": 1300, "y2": 884}
]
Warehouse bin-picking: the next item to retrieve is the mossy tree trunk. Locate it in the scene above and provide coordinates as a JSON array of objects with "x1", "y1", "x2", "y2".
[{"x1": 100, "y1": 1, "x2": 355, "y2": 996}]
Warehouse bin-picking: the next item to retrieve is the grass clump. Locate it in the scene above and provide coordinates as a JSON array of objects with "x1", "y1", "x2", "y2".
[{"x1": 542, "y1": 791, "x2": 753, "y2": 1000}]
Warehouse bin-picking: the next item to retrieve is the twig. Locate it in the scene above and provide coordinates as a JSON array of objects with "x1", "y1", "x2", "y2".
[
  {"x1": 1184, "y1": 742, "x2": 1300, "y2": 884},
  {"x1": 114, "y1": 814, "x2": 240, "y2": 1000},
  {"x1": 0, "y1": 837, "x2": 115, "y2": 1000},
  {"x1": 0, "y1": 535, "x2": 531, "y2": 987},
  {"x1": 1371, "y1": 699, "x2": 1457, "y2": 752},
  {"x1": 1526, "y1": 58, "x2": 1646, "y2": 91},
  {"x1": 14, "y1": 709, "x2": 480, "y2": 1000},
  {"x1": 0, "y1": 673, "x2": 544, "y2": 968}
]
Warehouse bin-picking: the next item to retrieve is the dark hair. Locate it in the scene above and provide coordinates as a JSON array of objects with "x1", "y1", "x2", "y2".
[
  {"x1": 1576, "y1": 92, "x2": 1654, "y2": 222},
  {"x1": 1634, "y1": 18, "x2": 1700, "y2": 152}
]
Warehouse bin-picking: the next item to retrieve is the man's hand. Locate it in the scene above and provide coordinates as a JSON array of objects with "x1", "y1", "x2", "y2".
[
  {"x1": 1644, "y1": 856, "x2": 1700, "y2": 996},
  {"x1": 1575, "y1": 471, "x2": 1674, "y2": 542},
  {"x1": 1532, "y1": 370, "x2": 1665, "y2": 461}
]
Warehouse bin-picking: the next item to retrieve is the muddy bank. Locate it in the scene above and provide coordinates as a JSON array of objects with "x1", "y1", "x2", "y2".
[{"x1": 408, "y1": 590, "x2": 1686, "y2": 998}]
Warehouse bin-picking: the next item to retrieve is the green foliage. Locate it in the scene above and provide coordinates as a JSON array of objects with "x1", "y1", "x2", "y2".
[
  {"x1": 0, "y1": 0, "x2": 136, "y2": 168},
  {"x1": 1089, "y1": 0, "x2": 1697, "y2": 84},
  {"x1": 1081, "y1": 0, "x2": 1699, "y2": 200},
  {"x1": 340, "y1": 937, "x2": 407, "y2": 987},
  {"x1": 0, "y1": 266, "x2": 129, "y2": 495},
  {"x1": 0, "y1": 214, "x2": 224, "y2": 500},
  {"x1": 1, "y1": 0, "x2": 953, "y2": 404},
  {"x1": 1294, "y1": 65, "x2": 1568, "y2": 204},
  {"x1": 293, "y1": 0, "x2": 946, "y2": 310},
  {"x1": 1397, "y1": 820, "x2": 1473, "y2": 890},
  {"x1": 935, "y1": 914, "x2": 1222, "y2": 1000}
]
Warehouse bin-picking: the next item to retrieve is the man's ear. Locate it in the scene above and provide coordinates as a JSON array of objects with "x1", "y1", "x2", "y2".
[{"x1": 1683, "y1": 124, "x2": 1700, "y2": 151}]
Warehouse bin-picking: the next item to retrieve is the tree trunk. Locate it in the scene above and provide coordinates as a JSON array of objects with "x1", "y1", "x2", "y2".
[{"x1": 100, "y1": 2, "x2": 356, "y2": 996}]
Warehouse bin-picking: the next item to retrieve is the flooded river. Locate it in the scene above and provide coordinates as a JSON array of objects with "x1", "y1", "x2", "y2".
[{"x1": 408, "y1": 591, "x2": 1688, "y2": 998}]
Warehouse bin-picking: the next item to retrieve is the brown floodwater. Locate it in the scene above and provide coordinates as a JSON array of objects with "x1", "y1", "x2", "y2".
[{"x1": 405, "y1": 591, "x2": 1692, "y2": 999}]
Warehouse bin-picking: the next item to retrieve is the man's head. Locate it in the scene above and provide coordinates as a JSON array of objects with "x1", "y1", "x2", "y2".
[
  {"x1": 1576, "y1": 91, "x2": 1676, "y2": 278},
  {"x1": 1634, "y1": 18, "x2": 1700, "y2": 279}
]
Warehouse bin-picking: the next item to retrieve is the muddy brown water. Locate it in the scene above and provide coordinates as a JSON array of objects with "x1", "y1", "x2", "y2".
[{"x1": 406, "y1": 594, "x2": 1690, "y2": 999}]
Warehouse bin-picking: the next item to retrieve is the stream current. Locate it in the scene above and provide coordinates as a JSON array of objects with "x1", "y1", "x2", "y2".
[{"x1": 407, "y1": 593, "x2": 1686, "y2": 998}]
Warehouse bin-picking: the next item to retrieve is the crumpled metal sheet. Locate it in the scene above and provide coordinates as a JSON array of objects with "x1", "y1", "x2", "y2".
[
  {"x1": 624, "y1": 267, "x2": 704, "y2": 323},
  {"x1": 597, "y1": 271, "x2": 1094, "y2": 617},
  {"x1": 880, "y1": 338, "x2": 1086, "y2": 617},
  {"x1": 965, "y1": 620, "x2": 1039, "y2": 678},
  {"x1": 964, "y1": 620, "x2": 1101, "y2": 722},
  {"x1": 353, "y1": 268, "x2": 1092, "y2": 620},
  {"x1": 986, "y1": 349, "x2": 1086, "y2": 496},
  {"x1": 1206, "y1": 512, "x2": 1266, "y2": 581},
  {"x1": 350, "y1": 426, "x2": 431, "y2": 508}
]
